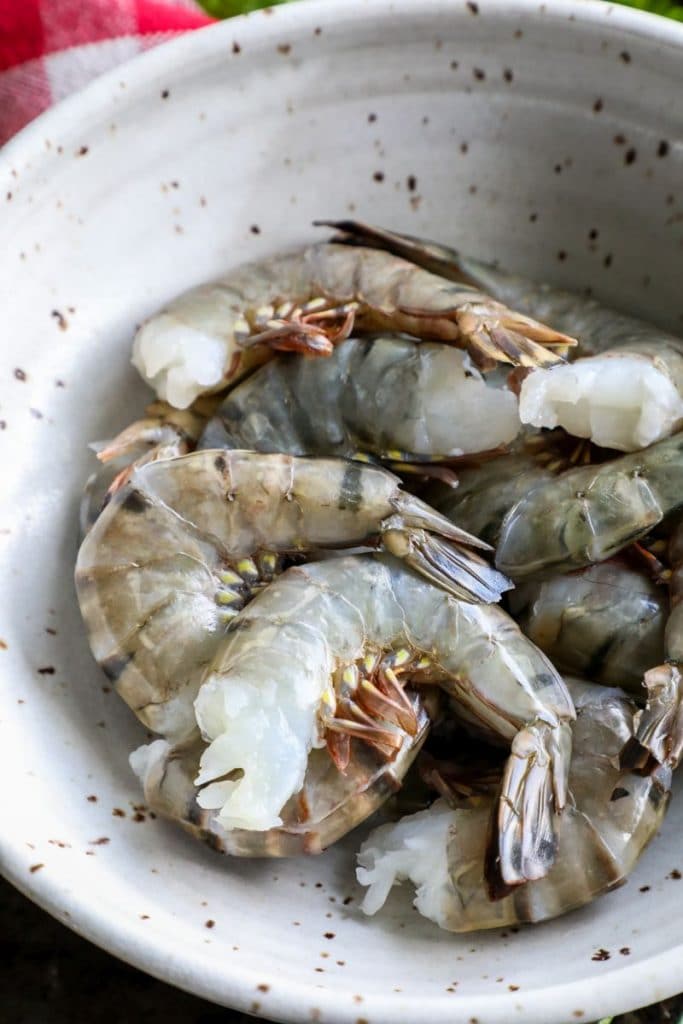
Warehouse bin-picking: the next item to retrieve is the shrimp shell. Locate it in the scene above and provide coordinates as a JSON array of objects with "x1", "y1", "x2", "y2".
[
  {"x1": 132, "y1": 242, "x2": 574, "y2": 409},
  {"x1": 357, "y1": 680, "x2": 670, "y2": 931},
  {"x1": 75, "y1": 451, "x2": 508, "y2": 742},
  {"x1": 182, "y1": 555, "x2": 574, "y2": 886},
  {"x1": 131, "y1": 696, "x2": 430, "y2": 856}
]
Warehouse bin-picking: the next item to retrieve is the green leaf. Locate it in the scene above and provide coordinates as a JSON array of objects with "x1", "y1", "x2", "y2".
[
  {"x1": 596, "y1": 1018, "x2": 614, "y2": 1024},
  {"x1": 198, "y1": 0, "x2": 295, "y2": 17},
  {"x1": 614, "y1": 0, "x2": 683, "y2": 19}
]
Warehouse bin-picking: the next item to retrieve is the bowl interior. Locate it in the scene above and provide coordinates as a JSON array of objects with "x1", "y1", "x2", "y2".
[{"x1": 2, "y1": 2, "x2": 683, "y2": 1022}]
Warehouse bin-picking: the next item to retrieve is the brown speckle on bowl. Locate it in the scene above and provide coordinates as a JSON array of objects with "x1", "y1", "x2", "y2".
[
  {"x1": 205, "y1": 919, "x2": 216, "y2": 929},
  {"x1": 460, "y1": 141, "x2": 469, "y2": 154},
  {"x1": 86, "y1": 794, "x2": 97, "y2": 803},
  {"x1": 140, "y1": 914, "x2": 150, "y2": 920},
  {"x1": 466, "y1": 1, "x2": 479, "y2": 12},
  {"x1": 593, "y1": 97, "x2": 603, "y2": 113},
  {"x1": 509, "y1": 984, "x2": 520, "y2": 991},
  {"x1": 367, "y1": 112, "x2": 377, "y2": 123},
  {"x1": 89, "y1": 837, "x2": 110, "y2": 846},
  {"x1": 572, "y1": 1012, "x2": 585, "y2": 1019},
  {"x1": 6, "y1": 191, "x2": 12, "y2": 201},
  {"x1": 554, "y1": 164, "x2": 562, "y2": 174},
  {"x1": 620, "y1": 947, "x2": 631, "y2": 956},
  {"x1": 314, "y1": 26, "x2": 322, "y2": 36},
  {"x1": 232, "y1": 41, "x2": 241, "y2": 54},
  {"x1": 38, "y1": 665, "x2": 55, "y2": 675},
  {"x1": 373, "y1": 171, "x2": 385, "y2": 183},
  {"x1": 320, "y1": 952, "x2": 330, "y2": 959},
  {"x1": 76, "y1": 146, "x2": 89, "y2": 157},
  {"x1": 112, "y1": 808, "x2": 126, "y2": 818},
  {"x1": 407, "y1": 174, "x2": 417, "y2": 192},
  {"x1": 659, "y1": 140, "x2": 671, "y2": 158},
  {"x1": 51, "y1": 309, "x2": 68, "y2": 330},
  {"x1": 14, "y1": 367, "x2": 27, "y2": 381},
  {"x1": 591, "y1": 948, "x2": 611, "y2": 962},
  {"x1": 620, "y1": 50, "x2": 632, "y2": 63},
  {"x1": 624, "y1": 147, "x2": 637, "y2": 166},
  {"x1": 324, "y1": 932, "x2": 335, "y2": 940},
  {"x1": 473, "y1": 67, "x2": 486, "y2": 81},
  {"x1": 668, "y1": 868, "x2": 682, "y2": 879},
  {"x1": 557, "y1": 250, "x2": 567, "y2": 261},
  {"x1": 161, "y1": 89, "x2": 170, "y2": 99},
  {"x1": 503, "y1": 68, "x2": 513, "y2": 83},
  {"x1": 250, "y1": 224, "x2": 261, "y2": 234},
  {"x1": 604, "y1": 253, "x2": 613, "y2": 268},
  {"x1": 277, "y1": 43, "x2": 292, "y2": 55}
]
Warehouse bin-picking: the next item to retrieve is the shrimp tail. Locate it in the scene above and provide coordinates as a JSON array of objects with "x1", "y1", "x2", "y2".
[
  {"x1": 623, "y1": 664, "x2": 683, "y2": 771},
  {"x1": 381, "y1": 494, "x2": 513, "y2": 603},
  {"x1": 486, "y1": 720, "x2": 572, "y2": 898}
]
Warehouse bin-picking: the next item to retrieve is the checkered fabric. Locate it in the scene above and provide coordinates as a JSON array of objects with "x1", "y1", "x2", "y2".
[{"x1": 0, "y1": 0, "x2": 213, "y2": 145}]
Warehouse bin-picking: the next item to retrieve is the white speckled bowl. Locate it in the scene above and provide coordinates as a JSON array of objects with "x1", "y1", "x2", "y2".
[{"x1": 2, "y1": 1, "x2": 683, "y2": 1021}]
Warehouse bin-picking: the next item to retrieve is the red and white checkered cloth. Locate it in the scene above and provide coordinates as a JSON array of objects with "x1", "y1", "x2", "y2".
[{"x1": 0, "y1": 0, "x2": 214, "y2": 145}]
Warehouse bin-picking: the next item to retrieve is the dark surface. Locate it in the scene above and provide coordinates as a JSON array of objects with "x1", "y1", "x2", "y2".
[{"x1": 2, "y1": 874, "x2": 682, "y2": 1024}]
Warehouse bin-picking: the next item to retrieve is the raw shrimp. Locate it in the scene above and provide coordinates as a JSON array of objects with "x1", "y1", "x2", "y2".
[
  {"x1": 132, "y1": 243, "x2": 574, "y2": 409},
  {"x1": 199, "y1": 336, "x2": 521, "y2": 462},
  {"x1": 178, "y1": 555, "x2": 574, "y2": 888},
  {"x1": 625, "y1": 517, "x2": 683, "y2": 771},
  {"x1": 130, "y1": 692, "x2": 434, "y2": 856},
  {"x1": 327, "y1": 221, "x2": 683, "y2": 450},
  {"x1": 75, "y1": 450, "x2": 509, "y2": 741},
  {"x1": 357, "y1": 679, "x2": 670, "y2": 931},
  {"x1": 325, "y1": 220, "x2": 680, "y2": 358},
  {"x1": 508, "y1": 558, "x2": 667, "y2": 692},
  {"x1": 495, "y1": 431, "x2": 683, "y2": 579}
]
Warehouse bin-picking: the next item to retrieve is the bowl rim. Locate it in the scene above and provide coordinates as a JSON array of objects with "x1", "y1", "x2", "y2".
[{"x1": 2, "y1": 1, "x2": 683, "y2": 1021}]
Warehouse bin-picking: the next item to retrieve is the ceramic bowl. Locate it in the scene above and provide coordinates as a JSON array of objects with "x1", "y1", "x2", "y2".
[{"x1": 2, "y1": 2, "x2": 683, "y2": 1021}]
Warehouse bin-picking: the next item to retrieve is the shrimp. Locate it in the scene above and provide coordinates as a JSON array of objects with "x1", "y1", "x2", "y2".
[
  {"x1": 177, "y1": 554, "x2": 574, "y2": 888},
  {"x1": 327, "y1": 222, "x2": 683, "y2": 450},
  {"x1": 198, "y1": 336, "x2": 521, "y2": 463},
  {"x1": 624, "y1": 517, "x2": 683, "y2": 771},
  {"x1": 357, "y1": 679, "x2": 671, "y2": 931},
  {"x1": 75, "y1": 451, "x2": 510, "y2": 742},
  {"x1": 132, "y1": 243, "x2": 575, "y2": 409},
  {"x1": 325, "y1": 219, "x2": 681, "y2": 359},
  {"x1": 129, "y1": 693, "x2": 434, "y2": 856},
  {"x1": 495, "y1": 431, "x2": 683, "y2": 579},
  {"x1": 508, "y1": 558, "x2": 667, "y2": 693}
]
